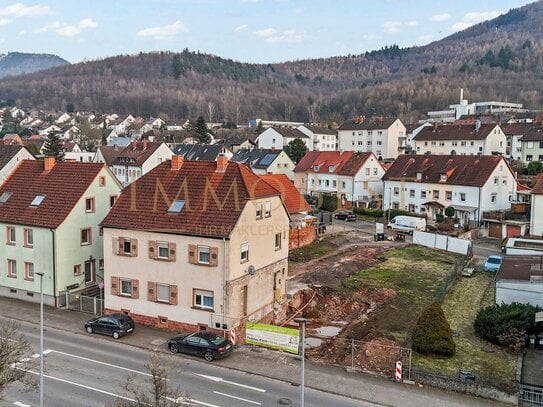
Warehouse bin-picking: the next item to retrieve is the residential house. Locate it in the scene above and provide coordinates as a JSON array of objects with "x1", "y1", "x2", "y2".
[
  {"x1": 257, "y1": 127, "x2": 312, "y2": 151},
  {"x1": 110, "y1": 140, "x2": 173, "y2": 186},
  {"x1": 294, "y1": 151, "x2": 385, "y2": 208},
  {"x1": 214, "y1": 135, "x2": 255, "y2": 153},
  {"x1": 530, "y1": 175, "x2": 543, "y2": 237},
  {"x1": 337, "y1": 116, "x2": 406, "y2": 160},
  {"x1": 100, "y1": 156, "x2": 290, "y2": 338},
  {"x1": 38, "y1": 124, "x2": 61, "y2": 137},
  {"x1": 495, "y1": 256, "x2": 543, "y2": 307},
  {"x1": 230, "y1": 148, "x2": 296, "y2": 180},
  {"x1": 501, "y1": 123, "x2": 528, "y2": 160},
  {"x1": 1, "y1": 134, "x2": 23, "y2": 145},
  {"x1": 108, "y1": 115, "x2": 136, "y2": 134},
  {"x1": 93, "y1": 146, "x2": 123, "y2": 167},
  {"x1": 147, "y1": 117, "x2": 165, "y2": 129},
  {"x1": 172, "y1": 143, "x2": 233, "y2": 161},
  {"x1": 0, "y1": 158, "x2": 122, "y2": 306},
  {"x1": 413, "y1": 123, "x2": 506, "y2": 156},
  {"x1": 249, "y1": 119, "x2": 304, "y2": 129},
  {"x1": 165, "y1": 119, "x2": 188, "y2": 131},
  {"x1": 297, "y1": 125, "x2": 337, "y2": 151},
  {"x1": 0, "y1": 145, "x2": 35, "y2": 184},
  {"x1": 518, "y1": 124, "x2": 543, "y2": 163},
  {"x1": 382, "y1": 155, "x2": 517, "y2": 226},
  {"x1": 55, "y1": 112, "x2": 72, "y2": 125}
]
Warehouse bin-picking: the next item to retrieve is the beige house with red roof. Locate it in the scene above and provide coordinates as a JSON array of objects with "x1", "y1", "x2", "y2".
[
  {"x1": 530, "y1": 175, "x2": 543, "y2": 237},
  {"x1": 294, "y1": 151, "x2": 385, "y2": 208},
  {"x1": 0, "y1": 158, "x2": 122, "y2": 306},
  {"x1": 100, "y1": 156, "x2": 290, "y2": 338}
]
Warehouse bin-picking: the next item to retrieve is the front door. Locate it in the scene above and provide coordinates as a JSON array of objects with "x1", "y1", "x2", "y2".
[{"x1": 84, "y1": 260, "x2": 95, "y2": 283}]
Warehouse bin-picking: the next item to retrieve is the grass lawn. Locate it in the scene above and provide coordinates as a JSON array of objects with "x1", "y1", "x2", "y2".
[
  {"x1": 342, "y1": 245, "x2": 461, "y2": 341},
  {"x1": 413, "y1": 272, "x2": 517, "y2": 388},
  {"x1": 288, "y1": 235, "x2": 339, "y2": 263}
]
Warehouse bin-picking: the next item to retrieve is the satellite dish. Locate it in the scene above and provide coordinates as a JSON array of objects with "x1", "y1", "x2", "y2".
[{"x1": 247, "y1": 265, "x2": 256, "y2": 275}]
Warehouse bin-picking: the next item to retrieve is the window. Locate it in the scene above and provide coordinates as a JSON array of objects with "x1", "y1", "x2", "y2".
[
  {"x1": 373, "y1": 168, "x2": 378, "y2": 175},
  {"x1": 527, "y1": 142, "x2": 534, "y2": 149},
  {"x1": 367, "y1": 141, "x2": 372, "y2": 146},
  {"x1": 198, "y1": 246, "x2": 210, "y2": 264},
  {"x1": 503, "y1": 179, "x2": 507, "y2": 185},
  {"x1": 157, "y1": 241, "x2": 169, "y2": 259},
  {"x1": 365, "y1": 168, "x2": 370, "y2": 175},
  {"x1": 168, "y1": 199, "x2": 185, "y2": 213},
  {"x1": 377, "y1": 141, "x2": 382, "y2": 146},
  {"x1": 333, "y1": 180, "x2": 336, "y2": 188},
  {"x1": 494, "y1": 177, "x2": 498, "y2": 185},
  {"x1": 539, "y1": 155, "x2": 543, "y2": 161},
  {"x1": 377, "y1": 130, "x2": 383, "y2": 136},
  {"x1": 452, "y1": 141, "x2": 458, "y2": 146},
  {"x1": 81, "y1": 228, "x2": 91, "y2": 245},
  {"x1": 110, "y1": 195, "x2": 117, "y2": 208},
  {"x1": 491, "y1": 193, "x2": 497, "y2": 203},
  {"x1": 156, "y1": 283, "x2": 171, "y2": 303},
  {"x1": 30, "y1": 195, "x2": 45, "y2": 206},
  {"x1": 342, "y1": 181, "x2": 346, "y2": 188},
  {"x1": 118, "y1": 237, "x2": 137, "y2": 256},
  {"x1": 420, "y1": 190, "x2": 426, "y2": 199},
  {"x1": 7, "y1": 259, "x2": 16, "y2": 277},
  {"x1": 460, "y1": 141, "x2": 466, "y2": 146},
  {"x1": 445, "y1": 191, "x2": 452, "y2": 201},
  {"x1": 526, "y1": 155, "x2": 533, "y2": 161},
  {"x1": 99, "y1": 176, "x2": 106, "y2": 187},
  {"x1": 0, "y1": 191, "x2": 12, "y2": 203},
  {"x1": 470, "y1": 141, "x2": 474, "y2": 146},
  {"x1": 24, "y1": 228, "x2": 33, "y2": 247},
  {"x1": 194, "y1": 289, "x2": 214, "y2": 309},
  {"x1": 460, "y1": 193, "x2": 466, "y2": 202},
  {"x1": 241, "y1": 243, "x2": 249, "y2": 263},
  {"x1": 256, "y1": 203, "x2": 262, "y2": 219},
  {"x1": 424, "y1": 142, "x2": 428, "y2": 147},
  {"x1": 439, "y1": 142, "x2": 445, "y2": 147},
  {"x1": 325, "y1": 180, "x2": 329, "y2": 187},
  {"x1": 6, "y1": 226, "x2": 15, "y2": 244},
  {"x1": 264, "y1": 202, "x2": 271, "y2": 217},
  {"x1": 275, "y1": 233, "x2": 281, "y2": 250},
  {"x1": 24, "y1": 262, "x2": 34, "y2": 281},
  {"x1": 409, "y1": 189, "x2": 415, "y2": 198},
  {"x1": 393, "y1": 187, "x2": 399, "y2": 195},
  {"x1": 85, "y1": 197, "x2": 95, "y2": 213},
  {"x1": 433, "y1": 190, "x2": 439, "y2": 199},
  {"x1": 431, "y1": 141, "x2": 436, "y2": 146},
  {"x1": 74, "y1": 264, "x2": 81, "y2": 276},
  {"x1": 120, "y1": 279, "x2": 132, "y2": 296}
]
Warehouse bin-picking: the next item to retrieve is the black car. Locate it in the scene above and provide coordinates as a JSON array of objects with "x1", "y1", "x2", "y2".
[
  {"x1": 85, "y1": 313, "x2": 135, "y2": 339},
  {"x1": 334, "y1": 210, "x2": 357, "y2": 221},
  {"x1": 168, "y1": 331, "x2": 234, "y2": 361}
]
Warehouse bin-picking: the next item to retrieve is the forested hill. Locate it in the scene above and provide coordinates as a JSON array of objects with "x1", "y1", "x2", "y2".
[
  {"x1": 1, "y1": 0, "x2": 543, "y2": 123},
  {"x1": 0, "y1": 52, "x2": 69, "y2": 79}
]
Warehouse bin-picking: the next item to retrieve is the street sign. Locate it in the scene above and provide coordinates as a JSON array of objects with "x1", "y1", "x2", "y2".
[{"x1": 536, "y1": 311, "x2": 543, "y2": 323}]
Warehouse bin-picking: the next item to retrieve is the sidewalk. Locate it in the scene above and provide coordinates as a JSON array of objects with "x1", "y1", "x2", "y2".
[{"x1": 0, "y1": 296, "x2": 503, "y2": 406}]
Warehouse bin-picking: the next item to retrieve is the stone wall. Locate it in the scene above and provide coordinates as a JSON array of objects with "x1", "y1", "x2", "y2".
[{"x1": 289, "y1": 226, "x2": 317, "y2": 249}]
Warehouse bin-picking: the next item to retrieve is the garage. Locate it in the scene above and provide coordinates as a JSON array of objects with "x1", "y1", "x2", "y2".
[
  {"x1": 506, "y1": 224, "x2": 522, "y2": 238},
  {"x1": 488, "y1": 223, "x2": 502, "y2": 238}
]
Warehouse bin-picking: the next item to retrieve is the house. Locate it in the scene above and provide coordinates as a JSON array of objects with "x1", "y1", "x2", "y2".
[
  {"x1": 501, "y1": 123, "x2": 529, "y2": 160},
  {"x1": 337, "y1": 116, "x2": 406, "y2": 160},
  {"x1": 517, "y1": 124, "x2": 543, "y2": 163},
  {"x1": 165, "y1": 119, "x2": 188, "y2": 131},
  {"x1": 297, "y1": 125, "x2": 337, "y2": 151},
  {"x1": 257, "y1": 127, "x2": 312, "y2": 150},
  {"x1": 93, "y1": 145, "x2": 123, "y2": 167},
  {"x1": 249, "y1": 119, "x2": 304, "y2": 129},
  {"x1": 0, "y1": 145, "x2": 35, "y2": 184},
  {"x1": 0, "y1": 158, "x2": 122, "y2": 306},
  {"x1": 147, "y1": 117, "x2": 165, "y2": 129},
  {"x1": 108, "y1": 115, "x2": 136, "y2": 134},
  {"x1": 495, "y1": 256, "x2": 543, "y2": 307},
  {"x1": 38, "y1": 124, "x2": 62, "y2": 137},
  {"x1": 382, "y1": 155, "x2": 517, "y2": 226},
  {"x1": 110, "y1": 140, "x2": 173, "y2": 186},
  {"x1": 413, "y1": 123, "x2": 507, "y2": 156},
  {"x1": 214, "y1": 135, "x2": 255, "y2": 153},
  {"x1": 230, "y1": 148, "x2": 296, "y2": 180},
  {"x1": 172, "y1": 143, "x2": 233, "y2": 161},
  {"x1": 530, "y1": 175, "x2": 543, "y2": 237},
  {"x1": 294, "y1": 151, "x2": 385, "y2": 208},
  {"x1": 55, "y1": 112, "x2": 72, "y2": 125},
  {"x1": 1, "y1": 134, "x2": 23, "y2": 145},
  {"x1": 100, "y1": 156, "x2": 290, "y2": 339}
]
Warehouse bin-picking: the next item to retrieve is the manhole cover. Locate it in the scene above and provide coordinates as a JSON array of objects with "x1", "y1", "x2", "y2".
[{"x1": 277, "y1": 398, "x2": 292, "y2": 405}]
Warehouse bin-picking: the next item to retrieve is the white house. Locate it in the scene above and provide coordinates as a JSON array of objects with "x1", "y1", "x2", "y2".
[
  {"x1": 337, "y1": 116, "x2": 406, "y2": 160},
  {"x1": 382, "y1": 155, "x2": 517, "y2": 226},
  {"x1": 0, "y1": 145, "x2": 35, "y2": 185},
  {"x1": 297, "y1": 125, "x2": 337, "y2": 151},
  {"x1": 230, "y1": 148, "x2": 296, "y2": 180},
  {"x1": 495, "y1": 256, "x2": 543, "y2": 308},
  {"x1": 257, "y1": 127, "x2": 311, "y2": 151},
  {"x1": 530, "y1": 175, "x2": 543, "y2": 237}
]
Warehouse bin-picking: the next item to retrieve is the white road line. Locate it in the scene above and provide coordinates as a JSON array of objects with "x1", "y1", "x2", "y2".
[
  {"x1": 194, "y1": 373, "x2": 266, "y2": 393},
  {"x1": 13, "y1": 402, "x2": 30, "y2": 407},
  {"x1": 213, "y1": 391, "x2": 261, "y2": 405},
  {"x1": 42, "y1": 349, "x2": 53, "y2": 355},
  {"x1": 31, "y1": 354, "x2": 40, "y2": 358}
]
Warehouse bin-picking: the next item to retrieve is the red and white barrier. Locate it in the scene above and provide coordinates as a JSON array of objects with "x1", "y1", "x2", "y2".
[
  {"x1": 395, "y1": 361, "x2": 403, "y2": 381},
  {"x1": 228, "y1": 328, "x2": 236, "y2": 345}
]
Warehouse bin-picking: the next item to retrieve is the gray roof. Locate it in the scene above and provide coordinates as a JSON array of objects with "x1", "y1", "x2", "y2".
[
  {"x1": 301, "y1": 125, "x2": 336, "y2": 135},
  {"x1": 0, "y1": 145, "x2": 29, "y2": 170},
  {"x1": 271, "y1": 127, "x2": 309, "y2": 139},
  {"x1": 172, "y1": 144, "x2": 225, "y2": 161},
  {"x1": 230, "y1": 148, "x2": 282, "y2": 169},
  {"x1": 339, "y1": 117, "x2": 398, "y2": 131}
]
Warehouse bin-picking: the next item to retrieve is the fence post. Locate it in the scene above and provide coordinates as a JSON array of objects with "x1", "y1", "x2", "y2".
[
  {"x1": 408, "y1": 348, "x2": 412, "y2": 381},
  {"x1": 65, "y1": 291, "x2": 69, "y2": 310},
  {"x1": 351, "y1": 339, "x2": 354, "y2": 370},
  {"x1": 94, "y1": 297, "x2": 97, "y2": 315}
]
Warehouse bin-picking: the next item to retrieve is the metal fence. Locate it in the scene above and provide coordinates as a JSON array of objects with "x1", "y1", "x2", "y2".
[
  {"x1": 520, "y1": 384, "x2": 543, "y2": 406},
  {"x1": 60, "y1": 291, "x2": 103, "y2": 315}
]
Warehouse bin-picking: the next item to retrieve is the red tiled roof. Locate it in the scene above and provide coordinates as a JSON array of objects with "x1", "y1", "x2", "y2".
[
  {"x1": 113, "y1": 141, "x2": 166, "y2": 167},
  {"x1": 294, "y1": 151, "x2": 375, "y2": 176},
  {"x1": 415, "y1": 124, "x2": 497, "y2": 141},
  {"x1": 516, "y1": 182, "x2": 531, "y2": 192},
  {"x1": 260, "y1": 174, "x2": 309, "y2": 214},
  {"x1": 101, "y1": 160, "x2": 281, "y2": 238},
  {"x1": 0, "y1": 160, "x2": 107, "y2": 228},
  {"x1": 532, "y1": 174, "x2": 543, "y2": 194},
  {"x1": 382, "y1": 155, "x2": 506, "y2": 187}
]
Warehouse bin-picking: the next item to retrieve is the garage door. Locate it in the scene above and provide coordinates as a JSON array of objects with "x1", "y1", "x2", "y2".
[
  {"x1": 488, "y1": 223, "x2": 502, "y2": 238},
  {"x1": 506, "y1": 224, "x2": 521, "y2": 238}
]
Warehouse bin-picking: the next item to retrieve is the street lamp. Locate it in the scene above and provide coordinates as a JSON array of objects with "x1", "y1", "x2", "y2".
[
  {"x1": 36, "y1": 272, "x2": 44, "y2": 407},
  {"x1": 293, "y1": 317, "x2": 309, "y2": 407}
]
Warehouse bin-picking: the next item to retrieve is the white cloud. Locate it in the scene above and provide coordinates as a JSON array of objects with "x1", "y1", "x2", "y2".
[
  {"x1": 56, "y1": 25, "x2": 80, "y2": 37},
  {"x1": 137, "y1": 21, "x2": 188, "y2": 40},
  {"x1": 0, "y1": 2, "x2": 52, "y2": 17},
  {"x1": 0, "y1": 18, "x2": 12, "y2": 26},
  {"x1": 264, "y1": 29, "x2": 309, "y2": 44},
  {"x1": 451, "y1": 22, "x2": 472, "y2": 31},
  {"x1": 34, "y1": 20, "x2": 62, "y2": 33},
  {"x1": 381, "y1": 21, "x2": 402, "y2": 33},
  {"x1": 79, "y1": 18, "x2": 97, "y2": 29},
  {"x1": 253, "y1": 28, "x2": 276, "y2": 38},
  {"x1": 418, "y1": 34, "x2": 433, "y2": 42},
  {"x1": 52, "y1": 18, "x2": 97, "y2": 37},
  {"x1": 451, "y1": 10, "x2": 500, "y2": 32},
  {"x1": 430, "y1": 13, "x2": 451, "y2": 22},
  {"x1": 235, "y1": 24, "x2": 248, "y2": 31},
  {"x1": 406, "y1": 20, "x2": 419, "y2": 27}
]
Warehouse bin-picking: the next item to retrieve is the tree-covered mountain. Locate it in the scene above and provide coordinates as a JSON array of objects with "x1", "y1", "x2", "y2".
[
  {"x1": 1, "y1": 1, "x2": 543, "y2": 123},
  {"x1": 0, "y1": 52, "x2": 69, "y2": 79}
]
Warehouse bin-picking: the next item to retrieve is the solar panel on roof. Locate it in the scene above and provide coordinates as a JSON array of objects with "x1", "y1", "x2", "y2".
[{"x1": 259, "y1": 153, "x2": 276, "y2": 166}]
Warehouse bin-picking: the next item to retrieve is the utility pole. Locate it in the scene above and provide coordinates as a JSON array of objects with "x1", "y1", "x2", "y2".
[
  {"x1": 294, "y1": 318, "x2": 309, "y2": 407},
  {"x1": 36, "y1": 272, "x2": 45, "y2": 407}
]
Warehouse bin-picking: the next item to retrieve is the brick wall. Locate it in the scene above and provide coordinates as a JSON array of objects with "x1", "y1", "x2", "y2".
[
  {"x1": 289, "y1": 226, "x2": 317, "y2": 249},
  {"x1": 105, "y1": 308, "x2": 198, "y2": 332}
]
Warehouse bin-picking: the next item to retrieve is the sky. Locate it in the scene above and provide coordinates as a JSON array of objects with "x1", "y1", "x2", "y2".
[{"x1": 0, "y1": 0, "x2": 537, "y2": 64}]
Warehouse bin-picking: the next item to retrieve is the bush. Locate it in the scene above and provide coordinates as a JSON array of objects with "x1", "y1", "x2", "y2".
[
  {"x1": 444, "y1": 206, "x2": 455, "y2": 218},
  {"x1": 352, "y1": 207, "x2": 383, "y2": 218},
  {"x1": 435, "y1": 213, "x2": 444, "y2": 222},
  {"x1": 474, "y1": 302, "x2": 542, "y2": 346},
  {"x1": 412, "y1": 303, "x2": 456, "y2": 356},
  {"x1": 320, "y1": 194, "x2": 338, "y2": 212}
]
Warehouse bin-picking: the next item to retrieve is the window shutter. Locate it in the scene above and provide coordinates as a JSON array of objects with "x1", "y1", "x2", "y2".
[
  {"x1": 169, "y1": 242, "x2": 176, "y2": 262},
  {"x1": 188, "y1": 244, "x2": 196, "y2": 264},
  {"x1": 111, "y1": 276, "x2": 120, "y2": 296},
  {"x1": 147, "y1": 281, "x2": 156, "y2": 302},
  {"x1": 210, "y1": 247, "x2": 219, "y2": 266},
  {"x1": 148, "y1": 240, "x2": 156, "y2": 259},
  {"x1": 132, "y1": 279, "x2": 139, "y2": 299},
  {"x1": 131, "y1": 239, "x2": 138, "y2": 257},
  {"x1": 116, "y1": 237, "x2": 123, "y2": 255},
  {"x1": 169, "y1": 285, "x2": 178, "y2": 305}
]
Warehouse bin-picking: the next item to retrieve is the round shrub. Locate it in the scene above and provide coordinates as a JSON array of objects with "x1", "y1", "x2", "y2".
[{"x1": 412, "y1": 302, "x2": 456, "y2": 356}]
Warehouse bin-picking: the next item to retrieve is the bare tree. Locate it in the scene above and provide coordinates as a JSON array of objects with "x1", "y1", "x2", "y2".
[
  {"x1": 0, "y1": 321, "x2": 35, "y2": 398},
  {"x1": 111, "y1": 352, "x2": 186, "y2": 407},
  {"x1": 206, "y1": 102, "x2": 217, "y2": 123}
]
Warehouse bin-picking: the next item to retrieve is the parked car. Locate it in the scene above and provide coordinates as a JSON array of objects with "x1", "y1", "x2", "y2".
[
  {"x1": 483, "y1": 255, "x2": 503, "y2": 272},
  {"x1": 168, "y1": 331, "x2": 234, "y2": 361},
  {"x1": 334, "y1": 210, "x2": 357, "y2": 221},
  {"x1": 84, "y1": 313, "x2": 135, "y2": 339}
]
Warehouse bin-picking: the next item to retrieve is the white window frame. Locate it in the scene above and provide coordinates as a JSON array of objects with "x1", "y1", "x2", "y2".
[
  {"x1": 491, "y1": 193, "x2": 497, "y2": 203},
  {"x1": 7, "y1": 226, "x2": 15, "y2": 244},
  {"x1": 120, "y1": 278, "x2": 132, "y2": 296},
  {"x1": 198, "y1": 246, "x2": 211, "y2": 264},
  {"x1": 157, "y1": 241, "x2": 170, "y2": 259},
  {"x1": 81, "y1": 228, "x2": 91, "y2": 246},
  {"x1": 156, "y1": 283, "x2": 171, "y2": 303},
  {"x1": 194, "y1": 289, "x2": 214, "y2": 309},
  {"x1": 241, "y1": 243, "x2": 249, "y2": 263},
  {"x1": 7, "y1": 259, "x2": 17, "y2": 277},
  {"x1": 24, "y1": 228, "x2": 33, "y2": 247},
  {"x1": 460, "y1": 193, "x2": 466, "y2": 202},
  {"x1": 25, "y1": 262, "x2": 34, "y2": 280},
  {"x1": 275, "y1": 233, "x2": 282, "y2": 250}
]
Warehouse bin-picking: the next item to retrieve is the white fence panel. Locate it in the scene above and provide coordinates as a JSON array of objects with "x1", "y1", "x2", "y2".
[{"x1": 413, "y1": 231, "x2": 471, "y2": 255}]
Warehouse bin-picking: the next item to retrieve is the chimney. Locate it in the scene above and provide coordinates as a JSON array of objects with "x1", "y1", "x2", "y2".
[
  {"x1": 460, "y1": 88, "x2": 464, "y2": 103},
  {"x1": 475, "y1": 119, "x2": 481, "y2": 132},
  {"x1": 170, "y1": 155, "x2": 184, "y2": 171},
  {"x1": 44, "y1": 156, "x2": 56, "y2": 172},
  {"x1": 216, "y1": 154, "x2": 229, "y2": 172},
  {"x1": 143, "y1": 139, "x2": 148, "y2": 149},
  {"x1": 131, "y1": 139, "x2": 137, "y2": 149}
]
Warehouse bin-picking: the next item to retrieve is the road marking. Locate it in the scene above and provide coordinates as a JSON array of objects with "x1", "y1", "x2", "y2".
[
  {"x1": 166, "y1": 396, "x2": 221, "y2": 407},
  {"x1": 14, "y1": 402, "x2": 30, "y2": 407},
  {"x1": 42, "y1": 349, "x2": 53, "y2": 355},
  {"x1": 194, "y1": 373, "x2": 266, "y2": 393},
  {"x1": 31, "y1": 354, "x2": 40, "y2": 358},
  {"x1": 213, "y1": 391, "x2": 261, "y2": 405}
]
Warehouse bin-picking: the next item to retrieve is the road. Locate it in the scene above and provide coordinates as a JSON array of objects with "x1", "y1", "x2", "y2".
[{"x1": 3, "y1": 319, "x2": 378, "y2": 407}]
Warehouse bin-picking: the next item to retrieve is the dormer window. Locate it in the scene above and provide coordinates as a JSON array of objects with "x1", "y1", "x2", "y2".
[
  {"x1": 416, "y1": 173, "x2": 422, "y2": 181},
  {"x1": 0, "y1": 191, "x2": 12, "y2": 203},
  {"x1": 30, "y1": 195, "x2": 46, "y2": 207},
  {"x1": 328, "y1": 165, "x2": 336, "y2": 172},
  {"x1": 440, "y1": 174, "x2": 447, "y2": 182},
  {"x1": 168, "y1": 199, "x2": 185, "y2": 213}
]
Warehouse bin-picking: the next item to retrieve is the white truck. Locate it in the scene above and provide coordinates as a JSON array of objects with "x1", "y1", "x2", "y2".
[
  {"x1": 387, "y1": 216, "x2": 426, "y2": 234},
  {"x1": 502, "y1": 238, "x2": 543, "y2": 255}
]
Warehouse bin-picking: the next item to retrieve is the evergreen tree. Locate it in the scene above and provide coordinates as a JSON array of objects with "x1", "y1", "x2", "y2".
[
  {"x1": 188, "y1": 116, "x2": 211, "y2": 143},
  {"x1": 42, "y1": 133, "x2": 64, "y2": 160},
  {"x1": 172, "y1": 54, "x2": 183, "y2": 80},
  {"x1": 284, "y1": 138, "x2": 308, "y2": 164},
  {"x1": 412, "y1": 302, "x2": 455, "y2": 356}
]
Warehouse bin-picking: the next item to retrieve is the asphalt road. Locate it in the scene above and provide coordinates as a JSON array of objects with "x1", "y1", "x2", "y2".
[{"x1": 3, "y1": 319, "x2": 379, "y2": 407}]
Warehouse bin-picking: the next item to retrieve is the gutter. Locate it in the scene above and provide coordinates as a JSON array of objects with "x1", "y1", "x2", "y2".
[{"x1": 50, "y1": 228, "x2": 57, "y2": 307}]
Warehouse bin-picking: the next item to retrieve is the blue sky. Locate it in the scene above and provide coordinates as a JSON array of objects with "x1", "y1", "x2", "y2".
[{"x1": 0, "y1": 0, "x2": 536, "y2": 64}]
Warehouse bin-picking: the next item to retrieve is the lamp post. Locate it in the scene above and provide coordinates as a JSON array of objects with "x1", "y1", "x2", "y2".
[
  {"x1": 387, "y1": 187, "x2": 392, "y2": 224},
  {"x1": 293, "y1": 317, "x2": 309, "y2": 407},
  {"x1": 36, "y1": 272, "x2": 44, "y2": 407}
]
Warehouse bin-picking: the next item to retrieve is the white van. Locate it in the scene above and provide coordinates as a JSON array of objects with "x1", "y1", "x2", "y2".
[{"x1": 387, "y1": 216, "x2": 426, "y2": 234}]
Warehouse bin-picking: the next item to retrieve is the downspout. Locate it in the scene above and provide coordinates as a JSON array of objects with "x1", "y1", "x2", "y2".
[
  {"x1": 50, "y1": 228, "x2": 57, "y2": 307},
  {"x1": 222, "y1": 237, "x2": 228, "y2": 327}
]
